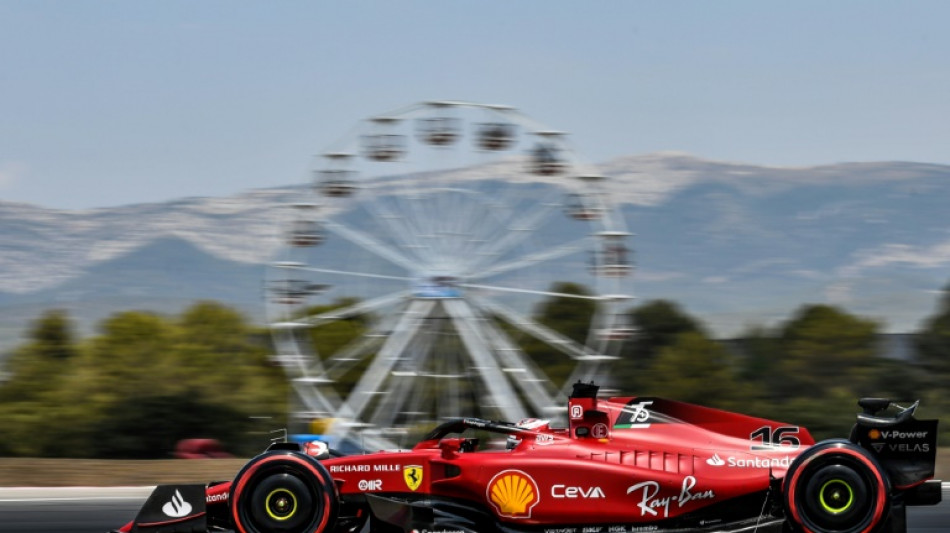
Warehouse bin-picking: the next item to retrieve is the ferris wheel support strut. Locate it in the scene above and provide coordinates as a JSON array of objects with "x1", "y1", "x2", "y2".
[
  {"x1": 472, "y1": 295, "x2": 600, "y2": 361},
  {"x1": 472, "y1": 308, "x2": 563, "y2": 414},
  {"x1": 365, "y1": 319, "x2": 440, "y2": 430},
  {"x1": 329, "y1": 299, "x2": 436, "y2": 439},
  {"x1": 466, "y1": 237, "x2": 590, "y2": 281},
  {"x1": 299, "y1": 290, "x2": 411, "y2": 327},
  {"x1": 466, "y1": 190, "x2": 565, "y2": 273},
  {"x1": 323, "y1": 219, "x2": 421, "y2": 273},
  {"x1": 441, "y1": 299, "x2": 527, "y2": 422}
]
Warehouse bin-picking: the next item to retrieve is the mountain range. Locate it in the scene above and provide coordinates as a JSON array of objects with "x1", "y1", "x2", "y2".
[{"x1": 1, "y1": 152, "x2": 948, "y2": 353}]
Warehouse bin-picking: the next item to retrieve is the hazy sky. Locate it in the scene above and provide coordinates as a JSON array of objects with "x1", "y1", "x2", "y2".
[{"x1": 2, "y1": 1, "x2": 948, "y2": 209}]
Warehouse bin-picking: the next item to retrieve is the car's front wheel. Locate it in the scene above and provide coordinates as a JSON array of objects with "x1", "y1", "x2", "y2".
[
  {"x1": 230, "y1": 450, "x2": 338, "y2": 533},
  {"x1": 784, "y1": 439, "x2": 890, "y2": 533}
]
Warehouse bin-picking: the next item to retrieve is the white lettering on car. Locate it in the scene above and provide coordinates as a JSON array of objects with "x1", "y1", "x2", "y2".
[
  {"x1": 358, "y1": 479, "x2": 383, "y2": 491},
  {"x1": 626, "y1": 476, "x2": 715, "y2": 517},
  {"x1": 551, "y1": 484, "x2": 605, "y2": 498}
]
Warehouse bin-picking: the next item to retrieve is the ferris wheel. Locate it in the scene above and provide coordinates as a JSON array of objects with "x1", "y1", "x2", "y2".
[{"x1": 266, "y1": 101, "x2": 633, "y2": 445}]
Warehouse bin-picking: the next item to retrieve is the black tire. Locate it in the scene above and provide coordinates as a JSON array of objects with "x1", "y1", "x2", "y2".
[
  {"x1": 784, "y1": 439, "x2": 891, "y2": 533},
  {"x1": 230, "y1": 450, "x2": 338, "y2": 533}
]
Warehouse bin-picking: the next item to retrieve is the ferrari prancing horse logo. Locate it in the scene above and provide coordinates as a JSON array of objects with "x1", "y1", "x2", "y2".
[{"x1": 404, "y1": 465, "x2": 423, "y2": 491}]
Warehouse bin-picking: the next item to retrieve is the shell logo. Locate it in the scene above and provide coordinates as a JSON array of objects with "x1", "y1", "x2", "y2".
[
  {"x1": 869, "y1": 429, "x2": 881, "y2": 440},
  {"x1": 486, "y1": 469, "x2": 539, "y2": 518}
]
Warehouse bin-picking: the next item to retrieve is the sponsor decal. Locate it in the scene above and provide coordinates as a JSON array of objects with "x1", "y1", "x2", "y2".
[
  {"x1": 582, "y1": 528, "x2": 603, "y2": 533},
  {"x1": 411, "y1": 530, "x2": 465, "y2": 533},
  {"x1": 206, "y1": 492, "x2": 229, "y2": 504},
  {"x1": 545, "y1": 529, "x2": 576, "y2": 533},
  {"x1": 570, "y1": 404, "x2": 584, "y2": 420},
  {"x1": 707, "y1": 454, "x2": 793, "y2": 468},
  {"x1": 404, "y1": 465, "x2": 423, "y2": 491},
  {"x1": 329, "y1": 464, "x2": 371, "y2": 473},
  {"x1": 331, "y1": 463, "x2": 401, "y2": 472},
  {"x1": 551, "y1": 484, "x2": 605, "y2": 498},
  {"x1": 358, "y1": 479, "x2": 382, "y2": 491},
  {"x1": 161, "y1": 489, "x2": 193, "y2": 518},
  {"x1": 536, "y1": 434, "x2": 555, "y2": 445},
  {"x1": 463, "y1": 418, "x2": 489, "y2": 428},
  {"x1": 487, "y1": 469, "x2": 539, "y2": 518},
  {"x1": 615, "y1": 400, "x2": 653, "y2": 429},
  {"x1": 591, "y1": 423, "x2": 609, "y2": 439},
  {"x1": 868, "y1": 428, "x2": 931, "y2": 453},
  {"x1": 750, "y1": 426, "x2": 800, "y2": 451},
  {"x1": 626, "y1": 476, "x2": 715, "y2": 518},
  {"x1": 880, "y1": 430, "x2": 928, "y2": 439},
  {"x1": 888, "y1": 443, "x2": 930, "y2": 453}
]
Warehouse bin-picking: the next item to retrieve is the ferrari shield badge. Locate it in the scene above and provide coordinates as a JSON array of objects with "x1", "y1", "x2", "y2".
[{"x1": 403, "y1": 465, "x2": 423, "y2": 491}]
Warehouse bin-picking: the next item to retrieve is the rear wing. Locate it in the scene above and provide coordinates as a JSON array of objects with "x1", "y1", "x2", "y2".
[{"x1": 850, "y1": 397, "x2": 939, "y2": 491}]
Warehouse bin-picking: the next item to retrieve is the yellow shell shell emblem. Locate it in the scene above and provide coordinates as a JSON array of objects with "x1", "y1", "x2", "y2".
[{"x1": 487, "y1": 470, "x2": 539, "y2": 518}]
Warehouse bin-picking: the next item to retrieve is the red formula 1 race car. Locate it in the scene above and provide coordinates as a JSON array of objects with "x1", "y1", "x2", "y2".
[{"x1": 112, "y1": 382, "x2": 940, "y2": 533}]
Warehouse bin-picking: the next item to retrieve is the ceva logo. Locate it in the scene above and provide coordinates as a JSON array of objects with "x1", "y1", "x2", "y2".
[
  {"x1": 706, "y1": 454, "x2": 725, "y2": 466},
  {"x1": 162, "y1": 489, "x2": 193, "y2": 518}
]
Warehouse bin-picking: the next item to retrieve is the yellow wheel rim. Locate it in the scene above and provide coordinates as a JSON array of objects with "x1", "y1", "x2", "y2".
[
  {"x1": 265, "y1": 488, "x2": 298, "y2": 521},
  {"x1": 819, "y1": 479, "x2": 854, "y2": 514}
]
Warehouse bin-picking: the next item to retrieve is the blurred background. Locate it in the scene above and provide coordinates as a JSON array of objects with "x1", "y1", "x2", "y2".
[{"x1": 1, "y1": 2, "x2": 949, "y2": 460}]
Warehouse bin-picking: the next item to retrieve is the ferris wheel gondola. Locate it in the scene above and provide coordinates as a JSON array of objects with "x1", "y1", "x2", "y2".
[{"x1": 316, "y1": 153, "x2": 358, "y2": 198}]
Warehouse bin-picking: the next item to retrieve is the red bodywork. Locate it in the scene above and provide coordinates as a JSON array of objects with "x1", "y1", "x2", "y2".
[
  {"x1": 119, "y1": 393, "x2": 814, "y2": 532},
  {"x1": 321, "y1": 395, "x2": 812, "y2": 524}
]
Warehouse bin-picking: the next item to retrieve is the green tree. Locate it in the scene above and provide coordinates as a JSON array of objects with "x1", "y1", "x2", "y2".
[
  {"x1": 90, "y1": 391, "x2": 251, "y2": 459},
  {"x1": 520, "y1": 282, "x2": 597, "y2": 385},
  {"x1": 778, "y1": 304, "x2": 880, "y2": 395},
  {"x1": 0, "y1": 302, "x2": 292, "y2": 457},
  {"x1": 172, "y1": 301, "x2": 286, "y2": 420},
  {"x1": 759, "y1": 305, "x2": 883, "y2": 439},
  {"x1": 532, "y1": 282, "x2": 597, "y2": 344},
  {"x1": 0, "y1": 310, "x2": 83, "y2": 454},
  {"x1": 734, "y1": 325, "x2": 782, "y2": 382},
  {"x1": 613, "y1": 300, "x2": 705, "y2": 390},
  {"x1": 626, "y1": 300, "x2": 705, "y2": 362},
  {"x1": 912, "y1": 284, "x2": 950, "y2": 442},
  {"x1": 299, "y1": 298, "x2": 370, "y2": 396},
  {"x1": 639, "y1": 331, "x2": 747, "y2": 410},
  {"x1": 0, "y1": 310, "x2": 78, "y2": 402},
  {"x1": 915, "y1": 284, "x2": 950, "y2": 377},
  {"x1": 25, "y1": 309, "x2": 78, "y2": 361}
]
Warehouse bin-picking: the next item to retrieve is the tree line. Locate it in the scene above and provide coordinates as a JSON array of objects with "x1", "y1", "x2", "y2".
[{"x1": 1, "y1": 284, "x2": 948, "y2": 458}]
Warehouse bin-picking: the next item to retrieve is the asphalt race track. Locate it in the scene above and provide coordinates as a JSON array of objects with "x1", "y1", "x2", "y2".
[
  {"x1": 1, "y1": 486, "x2": 948, "y2": 533},
  {"x1": 0, "y1": 488, "x2": 145, "y2": 533}
]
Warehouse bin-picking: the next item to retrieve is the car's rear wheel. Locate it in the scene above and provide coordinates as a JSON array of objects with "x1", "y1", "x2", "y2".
[
  {"x1": 230, "y1": 450, "x2": 338, "y2": 533},
  {"x1": 784, "y1": 440, "x2": 890, "y2": 533}
]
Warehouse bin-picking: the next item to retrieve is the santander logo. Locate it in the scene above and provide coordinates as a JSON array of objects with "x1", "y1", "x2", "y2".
[{"x1": 161, "y1": 489, "x2": 193, "y2": 518}]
